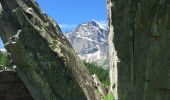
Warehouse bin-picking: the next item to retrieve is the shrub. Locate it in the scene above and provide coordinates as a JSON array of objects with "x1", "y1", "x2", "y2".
[
  {"x1": 104, "y1": 93, "x2": 115, "y2": 100},
  {"x1": 0, "y1": 52, "x2": 10, "y2": 70}
]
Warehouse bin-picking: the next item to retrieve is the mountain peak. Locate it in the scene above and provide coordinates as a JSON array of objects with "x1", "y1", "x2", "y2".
[
  {"x1": 75, "y1": 20, "x2": 107, "y2": 32},
  {"x1": 64, "y1": 20, "x2": 109, "y2": 69},
  {"x1": 86, "y1": 20, "x2": 99, "y2": 27}
]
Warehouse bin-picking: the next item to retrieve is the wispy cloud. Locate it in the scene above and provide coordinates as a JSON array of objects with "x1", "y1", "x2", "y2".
[
  {"x1": 59, "y1": 20, "x2": 108, "y2": 32},
  {"x1": 59, "y1": 24, "x2": 77, "y2": 32},
  {"x1": 96, "y1": 20, "x2": 108, "y2": 28}
]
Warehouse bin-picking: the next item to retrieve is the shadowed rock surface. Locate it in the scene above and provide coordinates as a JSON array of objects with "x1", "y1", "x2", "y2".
[
  {"x1": 0, "y1": 71, "x2": 33, "y2": 100},
  {"x1": 0, "y1": 0, "x2": 100, "y2": 100},
  {"x1": 108, "y1": 0, "x2": 170, "y2": 100}
]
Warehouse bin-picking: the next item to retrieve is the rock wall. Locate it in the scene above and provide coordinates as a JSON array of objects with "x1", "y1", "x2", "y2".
[
  {"x1": 107, "y1": 0, "x2": 118, "y2": 99},
  {"x1": 0, "y1": 71, "x2": 33, "y2": 100},
  {"x1": 0, "y1": 0, "x2": 100, "y2": 100},
  {"x1": 108, "y1": 0, "x2": 170, "y2": 100}
]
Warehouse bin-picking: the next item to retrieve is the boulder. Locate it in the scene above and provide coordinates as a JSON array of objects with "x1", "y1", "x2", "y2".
[
  {"x1": 0, "y1": 0, "x2": 99, "y2": 100},
  {"x1": 108, "y1": 0, "x2": 170, "y2": 100}
]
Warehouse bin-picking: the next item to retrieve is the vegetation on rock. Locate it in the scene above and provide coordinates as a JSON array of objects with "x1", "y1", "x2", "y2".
[
  {"x1": 0, "y1": 52, "x2": 10, "y2": 70},
  {"x1": 104, "y1": 93, "x2": 115, "y2": 100}
]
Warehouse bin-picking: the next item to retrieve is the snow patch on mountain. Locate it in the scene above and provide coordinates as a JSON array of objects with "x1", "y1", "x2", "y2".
[
  {"x1": 64, "y1": 20, "x2": 109, "y2": 69},
  {"x1": 0, "y1": 48, "x2": 6, "y2": 53}
]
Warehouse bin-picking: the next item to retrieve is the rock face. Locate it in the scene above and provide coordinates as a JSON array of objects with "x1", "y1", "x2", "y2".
[
  {"x1": 65, "y1": 20, "x2": 109, "y2": 69},
  {"x1": 108, "y1": 0, "x2": 170, "y2": 100},
  {"x1": 0, "y1": 71, "x2": 33, "y2": 100},
  {"x1": 0, "y1": 0, "x2": 100, "y2": 100}
]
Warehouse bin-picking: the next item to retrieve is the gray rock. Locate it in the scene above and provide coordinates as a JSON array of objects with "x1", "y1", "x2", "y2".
[
  {"x1": 108, "y1": 0, "x2": 170, "y2": 100},
  {"x1": 0, "y1": 0, "x2": 100, "y2": 100}
]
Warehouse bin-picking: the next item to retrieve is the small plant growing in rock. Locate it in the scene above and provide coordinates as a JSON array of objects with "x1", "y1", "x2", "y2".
[{"x1": 104, "y1": 93, "x2": 115, "y2": 100}]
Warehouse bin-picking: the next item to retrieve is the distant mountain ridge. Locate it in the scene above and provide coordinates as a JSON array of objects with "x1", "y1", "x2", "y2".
[{"x1": 64, "y1": 20, "x2": 109, "y2": 69}]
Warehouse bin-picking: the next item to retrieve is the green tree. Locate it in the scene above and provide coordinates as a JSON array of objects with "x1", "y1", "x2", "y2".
[
  {"x1": 0, "y1": 52, "x2": 10, "y2": 70},
  {"x1": 83, "y1": 61, "x2": 110, "y2": 86}
]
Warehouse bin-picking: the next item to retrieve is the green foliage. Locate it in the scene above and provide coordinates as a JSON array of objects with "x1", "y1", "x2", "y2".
[
  {"x1": 83, "y1": 61, "x2": 110, "y2": 86},
  {"x1": 104, "y1": 93, "x2": 115, "y2": 100},
  {"x1": 0, "y1": 52, "x2": 10, "y2": 70}
]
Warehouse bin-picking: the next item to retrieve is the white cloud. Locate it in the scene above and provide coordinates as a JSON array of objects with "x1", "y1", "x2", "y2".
[
  {"x1": 59, "y1": 24, "x2": 77, "y2": 31},
  {"x1": 96, "y1": 20, "x2": 108, "y2": 28},
  {"x1": 93, "y1": 20, "x2": 108, "y2": 29}
]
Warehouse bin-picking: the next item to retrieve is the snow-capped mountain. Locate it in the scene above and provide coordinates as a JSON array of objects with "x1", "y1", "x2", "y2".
[
  {"x1": 64, "y1": 20, "x2": 109, "y2": 69},
  {"x1": 0, "y1": 48, "x2": 7, "y2": 53}
]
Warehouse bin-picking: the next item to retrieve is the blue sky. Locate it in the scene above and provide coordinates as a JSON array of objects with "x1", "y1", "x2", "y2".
[
  {"x1": 0, "y1": 0, "x2": 107, "y2": 48},
  {"x1": 36, "y1": 0, "x2": 108, "y2": 32}
]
